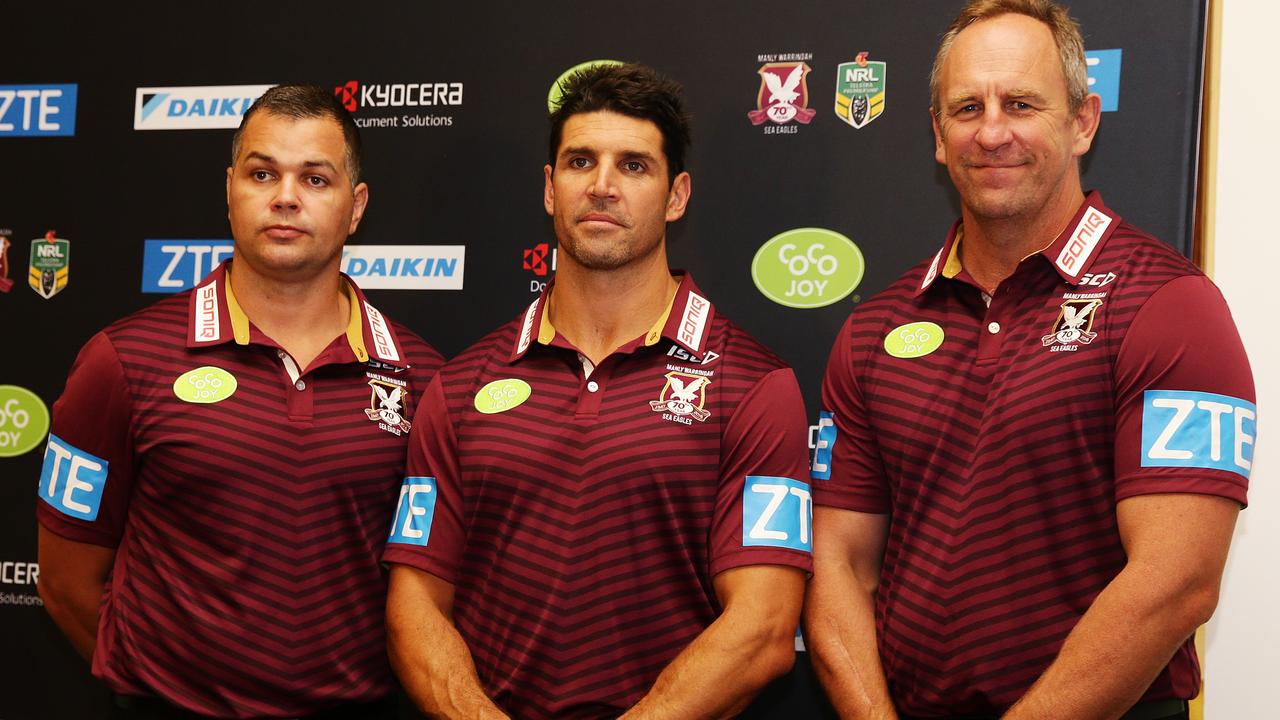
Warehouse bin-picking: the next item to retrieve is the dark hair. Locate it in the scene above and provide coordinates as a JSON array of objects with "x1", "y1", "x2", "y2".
[
  {"x1": 548, "y1": 63, "x2": 691, "y2": 183},
  {"x1": 231, "y1": 84, "x2": 363, "y2": 185}
]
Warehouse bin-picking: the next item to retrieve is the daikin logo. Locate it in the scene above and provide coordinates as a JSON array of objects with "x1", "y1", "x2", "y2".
[
  {"x1": 342, "y1": 245, "x2": 466, "y2": 290},
  {"x1": 134, "y1": 85, "x2": 274, "y2": 130}
]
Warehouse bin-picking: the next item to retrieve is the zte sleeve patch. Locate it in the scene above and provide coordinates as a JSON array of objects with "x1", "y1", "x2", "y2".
[
  {"x1": 810, "y1": 411, "x2": 837, "y2": 480},
  {"x1": 742, "y1": 476, "x2": 813, "y2": 552},
  {"x1": 388, "y1": 476, "x2": 437, "y2": 546},
  {"x1": 1141, "y1": 390, "x2": 1256, "y2": 478},
  {"x1": 38, "y1": 434, "x2": 109, "y2": 521}
]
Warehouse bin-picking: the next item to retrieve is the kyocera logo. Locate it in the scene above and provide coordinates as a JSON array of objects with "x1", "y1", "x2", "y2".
[
  {"x1": 334, "y1": 81, "x2": 463, "y2": 112},
  {"x1": 0, "y1": 85, "x2": 77, "y2": 137},
  {"x1": 134, "y1": 85, "x2": 274, "y2": 130}
]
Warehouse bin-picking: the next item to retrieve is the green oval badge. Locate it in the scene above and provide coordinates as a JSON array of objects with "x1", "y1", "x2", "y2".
[
  {"x1": 173, "y1": 366, "x2": 238, "y2": 404},
  {"x1": 475, "y1": 379, "x2": 532, "y2": 414},
  {"x1": 752, "y1": 228, "x2": 865, "y2": 309},
  {"x1": 884, "y1": 322, "x2": 945, "y2": 359},
  {"x1": 548, "y1": 60, "x2": 624, "y2": 113},
  {"x1": 0, "y1": 385, "x2": 51, "y2": 458}
]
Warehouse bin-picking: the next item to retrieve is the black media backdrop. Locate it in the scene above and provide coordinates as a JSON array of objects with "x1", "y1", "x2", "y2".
[{"x1": 1, "y1": 2, "x2": 1205, "y2": 717}]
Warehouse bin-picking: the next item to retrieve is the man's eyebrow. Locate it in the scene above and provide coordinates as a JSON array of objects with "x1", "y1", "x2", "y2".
[
  {"x1": 242, "y1": 152, "x2": 338, "y2": 174},
  {"x1": 243, "y1": 151, "x2": 275, "y2": 164}
]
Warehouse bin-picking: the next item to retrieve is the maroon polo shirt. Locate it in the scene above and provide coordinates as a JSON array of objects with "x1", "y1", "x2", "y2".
[
  {"x1": 814, "y1": 193, "x2": 1255, "y2": 717},
  {"x1": 384, "y1": 273, "x2": 812, "y2": 719},
  {"x1": 37, "y1": 261, "x2": 442, "y2": 718}
]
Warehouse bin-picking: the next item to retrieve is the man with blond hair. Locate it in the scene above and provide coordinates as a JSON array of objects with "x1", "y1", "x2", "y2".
[{"x1": 805, "y1": 2, "x2": 1255, "y2": 719}]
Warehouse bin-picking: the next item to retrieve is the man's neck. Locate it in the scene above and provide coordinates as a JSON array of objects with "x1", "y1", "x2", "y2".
[
  {"x1": 959, "y1": 187, "x2": 1086, "y2": 294},
  {"x1": 227, "y1": 259, "x2": 349, "y2": 371},
  {"x1": 548, "y1": 253, "x2": 678, "y2": 366}
]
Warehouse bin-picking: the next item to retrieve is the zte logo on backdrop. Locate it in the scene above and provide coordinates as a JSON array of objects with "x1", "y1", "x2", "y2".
[
  {"x1": 134, "y1": 85, "x2": 274, "y2": 130},
  {"x1": 0, "y1": 85, "x2": 77, "y2": 137}
]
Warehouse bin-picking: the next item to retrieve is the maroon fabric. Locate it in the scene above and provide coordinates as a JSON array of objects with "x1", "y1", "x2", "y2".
[
  {"x1": 38, "y1": 262, "x2": 443, "y2": 718},
  {"x1": 815, "y1": 194, "x2": 1253, "y2": 716},
  {"x1": 384, "y1": 274, "x2": 812, "y2": 719}
]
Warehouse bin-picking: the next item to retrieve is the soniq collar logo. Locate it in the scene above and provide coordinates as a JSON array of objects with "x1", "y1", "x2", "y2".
[
  {"x1": 548, "y1": 60, "x2": 623, "y2": 113},
  {"x1": 0, "y1": 386, "x2": 50, "y2": 457},
  {"x1": 752, "y1": 228, "x2": 864, "y2": 309}
]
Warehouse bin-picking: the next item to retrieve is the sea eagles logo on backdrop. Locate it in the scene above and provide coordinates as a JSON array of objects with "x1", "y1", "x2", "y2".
[
  {"x1": 748, "y1": 57, "x2": 816, "y2": 128},
  {"x1": 366, "y1": 375, "x2": 411, "y2": 436},
  {"x1": 0, "y1": 230, "x2": 12, "y2": 292},
  {"x1": 134, "y1": 85, "x2": 273, "y2": 130},
  {"x1": 28, "y1": 231, "x2": 69, "y2": 299},
  {"x1": 835, "y1": 52, "x2": 886, "y2": 128},
  {"x1": 650, "y1": 371, "x2": 712, "y2": 425},
  {"x1": 1043, "y1": 299, "x2": 1102, "y2": 350}
]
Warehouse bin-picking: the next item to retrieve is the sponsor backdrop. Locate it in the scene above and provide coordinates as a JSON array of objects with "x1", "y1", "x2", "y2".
[{"x1": 2, "y1": 2, "x2": 1204, "y2": 717}]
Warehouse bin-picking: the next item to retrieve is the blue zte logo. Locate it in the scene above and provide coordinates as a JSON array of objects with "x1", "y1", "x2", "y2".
[
  {"x1": 1085, "y1": 49, "x2": 1122, "y2": 112},
  {"x1": 39, "y1": 434, "x2": 108, "y2": 521},
  {"x1": 742, "y1": 476, "x2": 813, "y2": 553},
  {"x1": 811, "y1": 411, "x2": 837, "y2": 480},
  {"x1": 1141, "y1": 390, "x2": 1256, "y2": 478},
  {"x1": 388, "y1": 477, "x2": 437, "y2": 546},
  {"x1": 141, "y1": 239, "x2": 234, "y2": 293},
  {"x1": 0, "y1": 85, "x2": 77, "y2": 137}
]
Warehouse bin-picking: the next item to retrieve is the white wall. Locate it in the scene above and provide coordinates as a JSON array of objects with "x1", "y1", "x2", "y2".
[{"x1": 1203, "y1": 1, "x2": 1280, "y2": 716}]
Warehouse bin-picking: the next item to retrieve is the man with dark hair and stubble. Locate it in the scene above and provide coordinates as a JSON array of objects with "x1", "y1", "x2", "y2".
[
  {"x1": 804, "y1": 2, "x2": 1255, "y2": 719},
  {"x1": 37, "y1": 84, "x2": 443, "y2": 719},
  {"x1": 383, "y1": 62, "x2": 812, "y2": 719}
]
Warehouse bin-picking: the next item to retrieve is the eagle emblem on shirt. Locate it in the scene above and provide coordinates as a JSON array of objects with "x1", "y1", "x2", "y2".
[
  {"x1": 365, "y1": 376, "x2": 412, "y2": 435},
  {"x1": 1043, "y1": 299, "x2": 1103, "y2": 350},
  {"x1": 651, "y1": 371, "x2": 712, "y2": 424}
]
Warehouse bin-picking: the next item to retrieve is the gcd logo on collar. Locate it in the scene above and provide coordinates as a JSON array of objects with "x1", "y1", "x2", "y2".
[
  {"x1": 475, "y1": 379, "x2": 532, "y2": 414},
  {"x1": 173, "y1": 367, "x2": 238, "y2": 404},
  {"x1": 884, "y1": 322, "x2": 944, "y2": 359}
]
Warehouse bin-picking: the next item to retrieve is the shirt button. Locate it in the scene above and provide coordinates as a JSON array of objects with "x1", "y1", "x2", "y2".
[
  {"x1": 277, "y1": 349, "x2": 286, "y2": 358},
  {"x1": 987, "y1": 322, "x2": 1001, "y2": 334},
  {"x1": 587, "y1": 381, "x2": 599, "y2": 393},
  {"x1": 295, "y1": 380, "x2": 306, "y2": 391}
]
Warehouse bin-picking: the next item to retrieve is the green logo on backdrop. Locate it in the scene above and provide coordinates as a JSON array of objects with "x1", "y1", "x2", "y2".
[
  {"x1": 548, "y1": 60, "x2": 624, "y2": 113},
  {"x1": 0, "y1": 385, "x2": 50, "y2": 457},
  {"x1": 884, "y1": 322, "x2": 945, "y2": 359},
  {"x1": 173, "y1": 367, "x2": 239, "y2": 404},
  {"x1": 475, "y1": 379, "x2": 532, "y2": 415},
  {"x1": 752, "y1": 228, "x2": 865, "y2": 309}
]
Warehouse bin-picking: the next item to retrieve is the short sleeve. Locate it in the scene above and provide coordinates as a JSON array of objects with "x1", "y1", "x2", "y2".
[
  {"x1": 381, "y1": 373, "x2": 466, "y2": 583},
  {"x1": 1114, "y1": 275, "x2": 1255, "y2": 505},
  {"x1": 35, "y1": 332, "x2": 136, "y2": 547},
  {"x1": 811, "y1": 315, "x2": 892, "y2": 513},
  {"x1": 709, "y1": 368, "x2": 814, "y2": 577}
]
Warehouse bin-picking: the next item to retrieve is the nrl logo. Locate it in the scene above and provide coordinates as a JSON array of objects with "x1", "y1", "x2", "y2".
[
  {"x1": 650, "y1": 371, "x2": 712, "y2": 424},
  {"x1": 28, "y1": 230, "x2": 70, "y2": 299},
  {"x1": 365, "y1": 377, "x2": 412, "y2": 436},
  {"x1": 748, "y1": 62, "x2": 816, "y2": 126},
  {"x1": 835, "y1": 52, "x2": 886, "y2": 129},
  {"x1": 1043, "y1": 299, "x2": 1102, "y2": 349}
]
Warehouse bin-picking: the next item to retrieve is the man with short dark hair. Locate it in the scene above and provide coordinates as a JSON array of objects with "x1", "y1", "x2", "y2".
[
  {"x1": 37, "y1": 84, "x2": 442, "y2": 719},
  {"x1": 384, "y1": 63, "x2": 811, "y2": 719},
  {"x1": 805, "y1": 2, "x2": 1255, "y2": 719}
]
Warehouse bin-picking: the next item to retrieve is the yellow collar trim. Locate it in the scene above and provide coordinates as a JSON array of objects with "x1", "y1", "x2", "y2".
[
  {"x1": 343, "y1": 280, "x2": 368, "y2": 362},
  {"x1": 942, "y1": 227, "x2": 965, "y2": 279},
  {"x1": 223, "y1": 269, "x2": 252, "y2": 346}
]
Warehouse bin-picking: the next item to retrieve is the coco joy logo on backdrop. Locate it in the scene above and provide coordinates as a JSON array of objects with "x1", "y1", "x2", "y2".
[
  {"x1": 0, "y1": 386, "x2": 50, "y2": 458},
  {"x1": 752, "y1": 228, "x2": 864, "y2": 308},
  {"x1": 134, "y1": 85, "x2": 274, "y2": 130},
  {"x1": 0, "y1": 84, "x2": 76, "y2": 137},
  {"x1": 334, "y1": 80, "x2": 463, "y2": 129},
  {"x1": 547, "y1": 60, "x2": 623, "y2": 112}
]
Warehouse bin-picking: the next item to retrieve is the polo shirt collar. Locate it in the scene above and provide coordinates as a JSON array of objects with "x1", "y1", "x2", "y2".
[
  {"x1": 509, "y1": 271, "x2": 715, "y2": 363},
  {"x1": 185, "y1": 260, "x2": 409, "y2": 368},
  {"x1": 914, "y1": 191, "x2": 1121, "y2": 297}
]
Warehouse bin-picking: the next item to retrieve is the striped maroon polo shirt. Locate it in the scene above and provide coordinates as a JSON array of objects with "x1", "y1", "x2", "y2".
[
  {"x1": 813, "y1": 193, "x2": 1255, "y2": 717},
  {"x1": 37, "y1": 261, "x2": 442, "y2": 718},
  {"x1": 383, "y1": 273, "x2": 812, "y2": 719}
]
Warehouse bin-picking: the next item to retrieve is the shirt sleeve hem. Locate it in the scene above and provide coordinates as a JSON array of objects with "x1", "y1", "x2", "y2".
[
  {"x1": 812, "y1": 488, "x2": 891, "y2": 514},
  {"x1": 710, "y1": 548, "x2": 813, "y2": 578},
  {"x1": 1114, "y1": 473, "x2": 1248, "y2": 508},
  {"x1": 36, "y1": 508, "x2": 122, "y2": 549},
  {"x1": 380, "y1": 545, "x2": 459, "y2": 585}
]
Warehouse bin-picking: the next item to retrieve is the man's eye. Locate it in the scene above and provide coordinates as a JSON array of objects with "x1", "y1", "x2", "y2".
[
  {"x1": 958, "y1": 104, "x2": 980, "y2": 114},
  {"x1": 1010, "y1": 101, "x2": 1033, "y2": 111},
  {"x1": 251, "y1": 170, "x2": 272, "y2": 181},
  {"x1": 624, "y1": 161, "x2": 645, "y2": 173},
  {"x1": 569, "y1": 157, "x2": 590, "y2": 169},
  {"x1": 307, "y1": 176, "x2": 328, "y2": 187}
]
